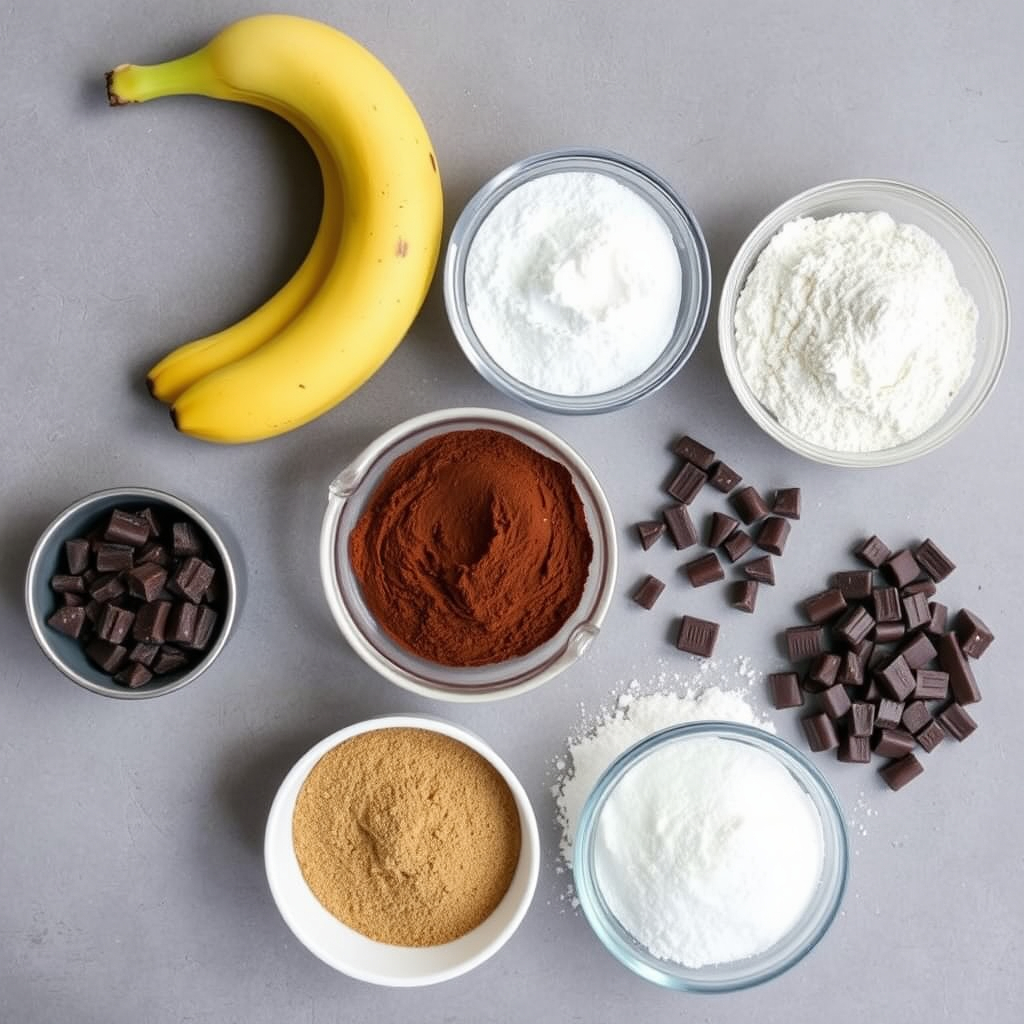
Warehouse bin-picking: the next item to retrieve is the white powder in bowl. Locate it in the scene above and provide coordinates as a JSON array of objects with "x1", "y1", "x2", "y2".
[{"x1": 465, "y1": 171, "x2": 682, "y2": 396}]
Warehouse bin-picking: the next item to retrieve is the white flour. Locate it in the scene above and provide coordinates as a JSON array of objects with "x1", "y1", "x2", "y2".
[
  {"x1": 734, "y1": 211, "x2": 977, "y2": 452},
  {"x1": 465, "y1": 171, "x2": 682, "y2": 395}
]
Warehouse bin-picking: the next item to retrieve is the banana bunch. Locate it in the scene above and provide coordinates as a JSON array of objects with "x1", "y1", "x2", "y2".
[{"x1": 107, "y1": 15, "x2": 443, "y2": 443}]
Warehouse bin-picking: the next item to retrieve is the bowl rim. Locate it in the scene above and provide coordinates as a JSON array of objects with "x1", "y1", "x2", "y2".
[
  {"x1": 24, "y1": 485, "x2": 238, "y2": 700},
  {"x1": 319, "y1": 406, "x2": 618, "y2": 703},
  {"x1": 443, "y1": 147, "x2": 712, "y2": 415},
  {"x1": 717, "y1": 176, "x2": 1011, "y2": 468},
  {"x1": 572, "y1": 720, "x2": 849, "y2": 992},
  {"x1": 263, "y1": 713, "x2": 541, "y2": 987}
]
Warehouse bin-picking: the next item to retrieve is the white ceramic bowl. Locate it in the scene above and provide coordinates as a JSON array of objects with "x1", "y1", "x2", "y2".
[{"x1": 264, "y1": 715, "x2": 540, "y2": 987}]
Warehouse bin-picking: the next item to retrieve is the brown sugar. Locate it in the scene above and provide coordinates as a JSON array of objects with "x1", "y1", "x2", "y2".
[{"x1": 292, "y1": 727, "x2": 522, "y2": 946}]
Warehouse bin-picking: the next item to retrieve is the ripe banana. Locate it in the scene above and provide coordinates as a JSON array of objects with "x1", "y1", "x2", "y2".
[{"x1": 107, "y1": 14, "x2": 443, "y2": 442}]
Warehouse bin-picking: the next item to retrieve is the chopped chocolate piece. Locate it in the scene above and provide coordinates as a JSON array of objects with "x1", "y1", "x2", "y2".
[
  {"x1": 104, "y1": 509, "x2": 150, "y2": 547},
  {"x1": 902, "y1": 592, "x2": 930, "y2": 631},
  {"x1": 821, "y1": 683, "x2": 852, "y2": 720},
  {"x1": 855, "y1": 535, "x2": 891, "y2": 568},
  {"x1": 722, "y1": 530, "x2": 753, "y2": 563},
  {"x1": 955, "y1": 609, "x2": 994, "y2": 659},
  {"x1": 672, "y1": 435, "x2": 715, "y2": 470},
  {"x1": 926, "y1": 601, "x2": 948, "y2": 636},
  {"x1": 88, "y1": 572, "x2": 125, "y2": 603},
  {"x1": 833, "y1": 570, "x2": 873, "y2": 601},
  {"x1": 837, "y1": 650, "x2": 864, "y2": 687},
  {"x1": 873, "y1": 586, "x2": 902, "y2": 623},
  {"x1": 84, "y1": 599, "x2": 103, "y2": 625},
  {"x1": 636, "y1": 520, "x2": 665, "y2": 550},
  {"x1": 167, "y1": 557, "x2": 217, "y2": 604},
  {"x1": 62, "y1": 592, "x2": 86, "y2": 608},
  {"x1": 138, "y1": 507, "x2": 162, "y2": 539},
  {"x1": 937, "y1": 703, "x2": 978, "y2": 742},
  {"x1": 632, "y1": 575, "x2": 666, "y2": 610},
  {"x1": 851, "y1": 638, "x2": 875, "y2": 670},
  {"x1": 114, "y1": 662, "x2": 153, "y2": 689},
  {"x1": 685, "y1": 552, "x2": 724, "y2": 588},
  {"x1": 858, "y1": 678, "x2": 883, "y2": 704},
  {"x1": 802, "y1": 674, "x2": 830, "y2": 696},
  {"x1": 666, "y1": 462, "x2": 707, "y2": 505},
  {"x1": 168, "y1": 602, "x2": 198, "y2": 645},
  {"x1": 731, "y1": 486, "x2": 770, "y2": 525},
  {"x1": 916, "y1": 720, "x2": 946, "y2": 753},
  {"x1": 137, "y1": 542, "x2": 171, "y2": 567},
  {"x1": 808, "y1": 653, "x2": 840, "y2": 689},
  {"x1": 914, "y1": 668, "x2": 949, "y2": 701},
  {"x1": 915, "y1": 538, "x2": 955, "y2": 583},
  {"x1": 676, "y1": 616, "x2": 719, "y2": 657},
  {"x1": 65, "y1": 538, "x2": 90, "y2": 575},
  {"x1": 707, "y1": 511, "x2": 738, "y2": 548},
  {"x1": 884, "y1": 549, "x2": 921, "y2": 588},
  {"x1": 899, "y1": 632, "x2": 937, "y2": 671},
  {"x1": 877, "y1": 655, "x2": 916, "y2": 702},
  {"x1": 875, "y1": 699, "x2": 905, "y2": 730},
  {"x1": 127, "y1": 562, "x2": 168, "y2": 602},
  {"x1": 880, "y1": 753, "x2": 924, "y2": 791},
  {"x1": 803, "y1": 588, "x2": 847, "y2": 624},
  {"x1": 707, "y1": 461, "x2": 742, "y2": 493},
  {"x1": 152, "y1": 647, "x2": 189, "y2": 675},
  {"x1": 731, "y1": 580, "x2": 758, "y2": 613},
  {"x1": 51, "y1": 574, "x2": 86, "y2": 594},
  {"x1": 771, "y1": 488, "x2": 801, "y2": 520},
  {"x1": 85, "y1": 638, "x2": 128, "y2": 674},
  {"x1": 756, "y1": 516, "x2": 791, "y2": 556},
  {"x1": 769, "y1": 672, "x2": 803, "y2": 709},
  {"x1": 183, "y1": 605, "x2": 218, "y2": 651},
  {"x1": 873, "y1": 621, "x2": 906, "y2": 644},
  {"x1": 96, "y1": 604, "x2": 135, "y2": 645},
  {"x1": 95, "y1": 542, "x2": 134, "y2": 572},
  {"x1": 664, "y1": 505, "x2": 698, "y2": 550},
  {"x1": 47, "y1": 605, "x2": 86, "y2": 639},
  {"x1": 133, "y1": 600, "x2": 171, "y2": 645},
  {"x1": 742, "y1": 555, "x2": 775, "y2": 585},
  {"x1": 128, "y1": 642, "x2": 160, "y2": 666},
  {"x1": 873, "y1": 728, "x2": 917, "y2": 759},
  {"x1": 835, "y1": 605, "x2": 875, "y2": 647},
  {"x1": 937, "y1": 633, "x2": 981, "y2": 704},
  {"x1": 901, "y1": 700, "x2": 932, "y2": 735},
  {"x1": 172, "y1": 521, "x2": 204, "y2": 558},
  {"x1": 838, "y1": 735, "x2": 871, "y2": 764},
  {"x1": 82, "y1": 568, "x2": 98, "y2": 585},
  {"x1": 802, "y1": 713, "x2": 839, "y2": 752},
  {"x1": 849, "y1": 702, "x2": 876, "y2": 737},
  {"x1": 786, "y1": 625, "x2": 825, "y2": 662},
  {"x1": 902, "y1": 578, "x2": 937, "y2": 599}
]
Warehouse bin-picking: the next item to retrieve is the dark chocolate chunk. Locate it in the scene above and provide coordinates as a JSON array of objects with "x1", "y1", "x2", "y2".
[
  {"x1": 802, "y1": 713, "x2": 839, "y2": 752},
  {"x1": 731, "y1": 486, "x2": 770, "y2": 525},
  {"x1": 152, "y1": 647, "x2": 189, "y2": 675},
  {"x1": 167, "y1": 557, "x2": 216, "y2": 604},
  {"x1": 838, "y1": 735, "x2": 871, "y2": 764},
  {"x1": 722, "y1": 529, "x2": 753, "y2": 563},
  {"x1": 183, "y1": 605, "x2": 218, "y2": 651},
  {"x1": 803, "y1": 588, "x2": 847, "y2": 624},
  {"x1": 955, "y1": 609, "x2": 994, "y2": 659},
  {"x1": 96, "y1": 604, "x2": 135, "y2": 645},
  {"x1": 636, "y1": 520, "x2": 666, "y2": 550},
  {"x1": 95, "y1": 542, "x2": 133, "y2": 572},
  {"x1": 742, "y1": 555, "x2": 775, "y2": 585},
  {"x1": 707, "y1": 512, "x2": 739, "y2": 548},
  {"x1": 849, "y1": 702, "x2": 876, "y2": 737},
  {"x1": 877, "y1": 655, "x2": 916, "y2": 702},
  {"x1": 114, "y1": 662, "x2": 153, "y2": 689},
  {"x1": 937, "y1": 632, "x2": 981, "y2": 705},
  {"x1": 926, "y1": 601, "x2": 948, "y2": 636},
  {"x1": 837, "y1": 650, "x2": 864, "y2": 687},
  {"x1": 857, "y1": 677, "x2": 883, "y2": 704},
  {"x1": 168, "y1": 602, "x2": 198, "y2": 645},
  {"x1": 851, "y1": 638, "x2": 875, "y2": 670},
  {"x1": 808, "y1": 653, "x2": 840, "y2": 689},
  {"x1": 128, "y1": 642, "x2": 160, "y2": 666},
  {"x1": 676, "y1": 616, "x2": 719, "y2": 657},
  {"x1": 821, "y1": 683, "x2": 852, "y2": 720},
  {"x1": 127, "y1": 562, "x2": 168, "y2": 602},
  {"x1": 902, "y1": 592, "x2": 930, "y2": 631},
  {"x1": 875, "y1": 699, "x2": 905, "y2": 730},
  {"x1": 85, "y1": 638, "x2": 128, "y2": 674},
  {"x1": 884, "y1": 549, "x2": 921, "y2": 588},
  {"x1": 64, "y1": 538, "x2": 90, "y2": 575},
  {"x1": 873, "y1": 728, "x2": 916, "y2": 759},
  {"x1": 138, "y1": 507, "x2": 162, "y2": 540},
  {"x1": 833, "y1": 570, "x2": 873, "y2": 601},
  {"x1": 51, "y1": 574, "x2": 86, "y2": 594},
  {"x1": 785, "y1": 625, "x2": 825, "y2": 662},
  {"x1": 672, "y1": 435, "x2": 715, "y2": 470},
  {"x1": 755, "y1": 516, "x2": 791, "y2": 556},
  {"x1": 664, "y1": 505, "x2": 699, "y2": 550},
  {"x1": 62, "y1": 592, "x2": 86, "y2": 608},
  {"x1": 914, "y1": 668, "x2": 949, "y2": 701},
  {"x1": 47, "y1": 605, "x2": 86, "y2": 639},
  {"x1": 707, "y1": 461, "x2": 742, "y2": 493},
  {"x1": 84, "y1": 599, "x2": 103, "y2": 625},
  {"x1": 666, "y1": 462, "x2": 707, "y2": 505},
  {"x1": 902, "y1": 578, "x2": 937, "y2": 599},
  {"x1": 834, "y1": 605, "x2": 875, "y2": 647},
  {"x1": 731, "y1": 580, "x2": 758, "y2": 613},
  {"x1": 873, "y1": 586, "x2": 902, "y2": 623},
  {"x1": 915, "y1": 538, "x2": 955, "y2": 583},
  {"x1": 685, "y1": 552, "x2": 724, "y2": 588},
  {"x1": 880, "y1": 753, "x2": 924, "y2": 791},
  {"x1": 898, "y1": 632, "x2": 937, "y2": 671},
  {"x1": 632, "y1": 575, "x2": 666, "y2": 610},
  {"x1": 873, "y1": 621, "x2": 906, "y2": 644},
  {"x1": 916, "y1": 720, "x2": 946, "y2": 753},
  {"x1": 855, "y1": 535, "x2": 891, "y2": 568},
  {"x1": 771, "y1": 487, "x2": 801, "y2": 520},
  {"x1": 104, "y1": 509, "x2": 150, "y2": 547},
  {"x1": 137, "y1": 542, "x2": 171, "y2": 567},
  {"x1": 172, "y1": 520, "x2": 204, "y2": 558},
  {"x1": 133, "y1": 600, "x2": 171, "y2": 645},
  {"x1": 88, "y1": 572, "x2": 125, "y2": 603},
  {"x1": 901, "y1": 700, "x2": 932, "y2": 735},
  {"x1": 769, "y1": 672, "x2": 803, "y2": 709},
  {"x1": 937, "y1": 703, "x2": 978, "y2": 742}
]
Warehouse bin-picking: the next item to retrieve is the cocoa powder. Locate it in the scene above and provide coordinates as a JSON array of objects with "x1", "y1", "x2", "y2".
[{"x1": 348, "y1": 428, "x2": 593, "y2": 666}]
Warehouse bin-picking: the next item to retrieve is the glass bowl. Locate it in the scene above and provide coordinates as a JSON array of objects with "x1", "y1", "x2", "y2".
[
  {"x1": 264, "y1": 714, "x2": 540, "y2": 986},
  {"x1": 718, "y1": 178, "x2": 1009, "y2": 467},
  {"x1": 444, "y1": 148, "x2": 711, "y2": 414},
  {"x1": 573, "y1": 722, "x2": 848, "y2": 992},
  {"x1": 319, "y1": 407, "x2": 617, "y2": 701}
]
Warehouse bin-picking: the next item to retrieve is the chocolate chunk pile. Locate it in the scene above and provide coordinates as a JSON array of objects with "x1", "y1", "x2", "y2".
[
  {"x1": 45, "y1": 506, "x2": 222, "y2": 688},
  {"x1": 771, "y1": 535, "x2": 991, "y2": 791},
  {"x1": 631, "y1": 433, "x2": 803, "y2": 658}
]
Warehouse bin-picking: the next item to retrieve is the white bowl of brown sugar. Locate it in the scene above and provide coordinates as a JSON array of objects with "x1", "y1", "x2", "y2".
[{"x1": 264, "y1": 714, "x2": 540, "y2": 986}]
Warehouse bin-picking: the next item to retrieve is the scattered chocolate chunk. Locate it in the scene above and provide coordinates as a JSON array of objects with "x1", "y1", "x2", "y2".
[
  {"x1": 666, "y1": 462, "x2": 707, "y2": 505},
  {"x1": 707, "y1": 461, "x2": 742, "y2": 493},
  {"x1": 756, "y1": 516, "x2": 791, "y2": 556},
  {"x1": 104, "y1": 509, "x2": 150, "y2": 547},
  {"x1": 152, "y1": 647, "x2": 189, "y2": 675},
  {"x1": 901, "y1": 700, "x2": 932, "y2": 735},
  {"x1": 875, "y1": 699, "x2": 905, "y2": 730},
  {"x1": 833, "y1": 570, "x2": 873, "y2": 601},
  {"x1": 880, "y1": 753, "x2": 924, "y2": 791},
  {"x1": 902, "y1": 578, "x2": 937, "y2": 599},
  {"x1": 676, "y1": 615, "x2": 719, "y2": 657},
  {"x1": 838, "y1": 735, "x2": 871, "y2": 764},
  {"x1": 133, "y1": 600, "x2": 171, "y2": 645},
  {"x1": 821, "y1": 683, "x2": 851, "y2": 720},
  {"x1": 855, "y1": 535, "x2": 891, "y2": 568},
  {"x1": 114, "y1": 662, "x2": 153, "y2": 689},
  {"x1": 731, "y1": 486, "x2": 770, "y2": 525},
  {"x1": 636, "y1": 520, "x2": 666, "y2": 550},
  {"x1": 88, "y1": 572, "x2": 125, "y2": 603},
  {"x1": 873, "y1": 728, "x2": 916, "y2": 759},
  {"x1": 884, "y1": 549, "x2": 921, "y2": 588},
  {"x1": 172, "y1": 521, "x2": 204, "y2": 558},
  {"x1": 916, "y1": 720, "x2": 946, "y2": 753},
  {"x1": 769, "y1": 672, "x2": 802, "y2": 709},
  {"x1": 955, "y1": 609, "x2": 994, "y2": 659},
  {"x1": 664, "y1": 505, "x2": 698, "y2": 550},
  {"x1": 873, "y1": 586, "x2": 901, "y2": 623},
  {"x1": 138, "y1": 507, "x2": 161, "y2": 539},
  {"x1": 95, "y1": 542, "x2": 134, "y2": 572},
  {"x1": 47, "y1": 606, "x2": 86, "y2": 639},
  {"x1": 835, "y1": 605, "x2": 875, "y2": 647},
  {"x1": 168, "y1": 602, "x2": 198, "y2": 645},
  {"x1": 685, "y1": 552, "x2": 724, "y2": 588},
  {"x1": 937, "y1": 703, "x2": 978, "y2": 742},
  {"x1": 926, "y1": 601, "x2": 948, "y2": 636},
  {"x1": 849, "y1": 702, "x2": 876, "y2": 737},
  {"x1": 128, "y1": 642, "x2": 160, "y2": 666},
  {"x1": 837, "y1": 650, "x2": 864, "y2": 687},
  {"x1": 167, "y1": 557, "x2": 216, "y2": 604},
  {"x1": 722, "y1": 530, "x2": 753, "y2": 563},
  {"x1": 632, "y1": 575, "x2": 666, "y2": 610},
  {"x1": 707, "y1": 512, "x2": 738, "y2": 548},
  {"x1": 742, "y1": 555, "x2": 775, "y2": 585},
  {"x1": 914, "y1": 538, "x2": 955, "y2": 583},
  {"x1": 771, "y1": 487, "x2": 801, "y2": 520},
  {"x1": 184, "y1": 606, "x2": 218, "y2": 651},
  {"x1": 51, "y1": 574, "x2": 86, "y2": 594},
  {"x1": 877, "y1": 655, "x2": 916, "y2": 702},
  {"x1": 672, "y1": 435, "x2": 715, "y2": 470},
  {"x1": 808, "y1": 653, "x2": 840, "y2": 690},
  {"x1": 731, "y1": 580, "x2": 758, "y2": 613},
  {"x1": 802, "y1": 713, "x2": 839, "y2": 752},
  {"x1": 65, "y1": 538, "x2": 90, "y2": 575},
  {"x1": 137, "y1": 542, "x2": 171, "y2": 567},
  {"x1": 127, "y1": 563, "x2": 168, "y2": 602},
  {"x1": 899, "y1": 632, "x2": 937, "y2": 671},
  {"x1": 902, "y1": 592, "x2": 930, "y2": 631},
  {"x1": 85, "y1": 638, "x2": 128, "y2": 674},
  {"x1": 785, "y1": 625, "x2": 825, "y2": 662},
  {"x1": 937, "y1": 633, "x2": 981, "y2": 704},
  {"x1": 914, "y1": 668, "x2": 949, "y2": 701},
  {"x1": 873, "y1": 621, "x2": 906, "y2": 644},
  {"x1": 803, "y1": 588, "x2": 847, "y2": 625},
  {"x1": 96, "y1": 604, "x2": 135, "y2": 645}
]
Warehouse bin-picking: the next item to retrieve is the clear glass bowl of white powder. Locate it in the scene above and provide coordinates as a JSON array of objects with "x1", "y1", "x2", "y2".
[
  {"x1": 573, "y1": 721, "x2": 848, "y2": 992},
  {"x1": 444, "y1": 149, "x2": 711, "y2": 413},
  {"x1": 718, "y1": 179, "x2": 1009, "y2": 467}
]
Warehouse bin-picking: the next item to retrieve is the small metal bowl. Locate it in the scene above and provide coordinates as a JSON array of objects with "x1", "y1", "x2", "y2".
[{"x1": 25, "y1": 486, "x2": 238, "y2": 699}]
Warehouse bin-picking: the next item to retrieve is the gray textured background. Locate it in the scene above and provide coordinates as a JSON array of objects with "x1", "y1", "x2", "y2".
[{"x1": 2, "y1": 1, "x2": 1022, "y2": 1021}]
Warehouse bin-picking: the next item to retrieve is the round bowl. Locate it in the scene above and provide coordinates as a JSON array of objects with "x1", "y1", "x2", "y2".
[
  {"x1": 573, "y1": 721, "x2": 848, "y2": 992},
  {"x1": 25, "y1": 486, "x2": 238, "y2": 699},
  {"x1": 319, "y1": 407, "x2": 617, "y2": 702},
  {"x1": 444, "y1": 148, "x2": 711, "y2": 414},
  {"x1": 718, "y1": 178, "x2": 1009, "y2": 467},
  {"x1": 264, "y1": 714, "x2": 540, "y2": 987}
]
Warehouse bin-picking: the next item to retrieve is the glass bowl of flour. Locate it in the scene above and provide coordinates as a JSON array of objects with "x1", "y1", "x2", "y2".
[
  {"x1": 718, "y1": 179, "x2": 1009, "y2": 467},
  {"x1": 444, "y1": 149, "x2": 711, "y2": 414},
  {"x1": 573, "y1": 721, "x2": 848, "y2": 992}
]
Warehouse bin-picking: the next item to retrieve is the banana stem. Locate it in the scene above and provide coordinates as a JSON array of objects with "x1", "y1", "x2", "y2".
[{"x1": 106, "y1": 50, "x2": 219, "y2": 105}]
